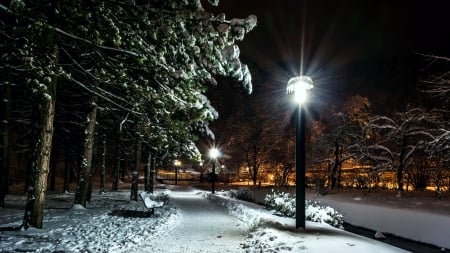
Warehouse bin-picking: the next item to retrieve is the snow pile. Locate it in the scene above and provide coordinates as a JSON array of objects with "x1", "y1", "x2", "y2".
[{"x1": 375, "y1": 231, "x2": 386, "y2": 239}]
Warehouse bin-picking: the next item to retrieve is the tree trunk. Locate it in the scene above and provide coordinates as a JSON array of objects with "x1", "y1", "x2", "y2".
[
  {"x1": 435, "y1": 171, "x2": 442, "y2": 200},
  {"x1": 337, "y1": 145, "x2": 344, "y2": 190},
  {"x1": 0, "y1": 77, "x2": 12, "y2": 208},
  {"x1": 397, "y1": 163, "x2": 404, "y2": 197},
  {"x1": 99, "y1": 133, "x2": 106, "y2": 193},
  {"x1": 135, "y1": 134, "x2": 142, "y2": 173},
  {"x1": 144, "y1": 150, "x2": 156, "y2": 193},
  {"x1": 74, "y1": 97, "x2": 98, "y2": 207},
  {"x1": 150, "y1": 153, "x2": 156, "y2": 193},
  {"x1": 251, "y1": 148, "x2": 258, "y2": 186},
  {"x1": 25, "y1": 107, "x2": 40, "y2": 193},
  {"x1": 330, "y1": 140, "x2": 340, "y2": 190},
  {"x1": 29, "y1": 0, "x2": 62, "y2": 228},
  {"x1": 111, "y1": 127, "x2": 121, "y2": 191},
  {"x1": 31, "y1": 98, "x2": 56, "y2": 229},
  {"x1": 130, "y1": 134, "x2": 141, "y2": 201},
  {"x1": 281, "y1": 164, "x2": 291, "y2": 187},
  {"x1": 397, "y1": 146, "x2": 406, "y2": 197},
  {"x1": 252, "y1": 165, "x2": 257, "y2": 186},
  {"x1": 144, "y1": 152, "x2": 151, "y2": 192}
]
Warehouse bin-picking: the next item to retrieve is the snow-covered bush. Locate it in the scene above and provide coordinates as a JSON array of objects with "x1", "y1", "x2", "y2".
[
  {"x1": 264, "y1": 190, "x2": 344, "y2": 229},
  {"x1": 305, "y1": 200, "x2": 344, "y2": 229},
  {"x1": 263, "y1": 190, "x2": 296, "y2": 217},
  {"x1": 228, "y1": 188, "x2": 255, "y2": 202}
]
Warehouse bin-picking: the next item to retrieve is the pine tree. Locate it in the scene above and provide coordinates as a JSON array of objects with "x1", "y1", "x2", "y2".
[{"x1": 1, "y1": 0, "x2": 256, "y2": 227}]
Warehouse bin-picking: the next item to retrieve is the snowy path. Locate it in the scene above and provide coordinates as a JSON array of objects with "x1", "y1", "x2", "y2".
[{"x1": 137, "y1": 189, "x2": 247, "y2": 253}]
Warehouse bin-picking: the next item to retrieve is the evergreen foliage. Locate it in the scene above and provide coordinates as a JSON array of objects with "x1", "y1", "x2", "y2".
[
  {"x1": 0, "y1": 0, "x2": 256, "y2": 227},
  {"x1": 1, "y1": 0, "x2": 256, "y2": 158}
]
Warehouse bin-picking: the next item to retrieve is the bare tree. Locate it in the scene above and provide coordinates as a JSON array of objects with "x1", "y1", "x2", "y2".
[
  {"x1": 418, "y1": 54, "x2": 450, "y2": 109},
  {"x1": 417, "y1": 53, "x2": 450, "y2": 198},
  {"x1": 269, "y1": 126, "x2": 295, "y2": 187},
  {"x1": 426, "y1": 129, "x2": 450, "y2": 199},
  {"x1": 363, "y1": 108, "x2": 439, "y2": 197},
  {"x1": 309, "y1": 95, "x2": 371, "y2": 191}
]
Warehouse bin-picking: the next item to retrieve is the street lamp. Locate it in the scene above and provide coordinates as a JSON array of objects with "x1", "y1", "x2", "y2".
[
  {"x1": 174, "y1": 160, "x2": 181, "y2": 185},
  {"x1": 209, "y1": 148, "x2": 221, "y2": 194},
  {"x1": 287, "y1": 75, "x2": 313, "y2": 229}
]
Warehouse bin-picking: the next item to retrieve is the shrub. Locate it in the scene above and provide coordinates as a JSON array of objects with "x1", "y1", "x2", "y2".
[
  {"x1": 229, "y1": 188, "x2": 255, "y2": 202},
  {"x1": 305, "y1": 200, "x2": 344, "y2": 229},
  {"x1": 263, "y1": 190, "x2": 296, "y2": 217},
  {"x1": 264, "y1": 190, "x2": 344, "y2": 229}
]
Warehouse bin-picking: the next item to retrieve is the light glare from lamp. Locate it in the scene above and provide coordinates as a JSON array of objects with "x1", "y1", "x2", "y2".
[
  {"x1": 287, "y1": 75, "x2": 314, "y2": 104},
  {"x1": 209, "y1": 148, "x2": 220, "y2": 159}
]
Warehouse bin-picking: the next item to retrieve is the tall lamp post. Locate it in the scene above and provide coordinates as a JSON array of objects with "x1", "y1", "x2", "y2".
[
  {"x1": 174, "y1": 159, "x2": 181, "y2": 185},
  {"x1": 209, "y1": 148, "x2": 220, "y2": 194},
  {"x1": 287, "y1": 75, "x2": 313, "y2": 229}
]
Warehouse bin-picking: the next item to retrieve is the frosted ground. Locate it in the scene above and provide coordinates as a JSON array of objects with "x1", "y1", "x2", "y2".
[{"x1": 0, "y1": 185, "x2": 448, "y2": 252}]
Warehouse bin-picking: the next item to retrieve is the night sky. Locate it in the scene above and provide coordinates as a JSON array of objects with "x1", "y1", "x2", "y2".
[{"x1": 206, "y1": 0, "x2": 450, "y2": 113}]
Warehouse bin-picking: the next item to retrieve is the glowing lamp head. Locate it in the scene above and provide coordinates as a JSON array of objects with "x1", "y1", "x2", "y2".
[
  {"x1": 209, "y1": 148, "x2": 220, "y2": 159},
  {"x1": 174, "y1": 160, "x2": 181, "y2": 166},
  {"x1": 287, "y1": 75, "x2": 314, "y2": 104}
]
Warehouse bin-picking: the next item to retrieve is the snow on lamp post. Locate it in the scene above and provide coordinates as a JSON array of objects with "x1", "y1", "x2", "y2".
[
  {"x1": 287, "y1": 75, "x2": 313, "y2": 229},
  {"x1": 209, "y1": 148, "x2": 221, "y2": 194}
]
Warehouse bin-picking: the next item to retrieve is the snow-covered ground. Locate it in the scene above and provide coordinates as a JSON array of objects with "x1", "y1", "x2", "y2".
[
  {"x1": 308, "y1": 190, "x2": 450, "y2": 250},
  {"x1": 252, "y1": 187, "x2": 450, "y2": 251},
  {"x1": 0, "y1": 185, "x2": 447, "y2": 252}
]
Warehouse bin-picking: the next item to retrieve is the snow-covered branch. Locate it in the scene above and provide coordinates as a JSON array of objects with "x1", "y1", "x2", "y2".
[
  {"x1": 54, "y1": 27, "x2": 139, "y2": 57},
  {"x1": 70, "y1": 77, "x2": 143, "y2": 117}
]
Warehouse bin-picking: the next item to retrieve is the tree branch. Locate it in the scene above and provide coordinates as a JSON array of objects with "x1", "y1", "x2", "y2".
[
  {"x1": 70, "y1": 77, "x2": 143, "y2": 117},
  {"x1": 53, "y1": 27, "x2": 139, "y2": 57}
]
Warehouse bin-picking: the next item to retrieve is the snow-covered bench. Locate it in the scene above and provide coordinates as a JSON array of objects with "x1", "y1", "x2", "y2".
[{"x1": 139, "y1": 192, "x2": 164, "y2": 215}]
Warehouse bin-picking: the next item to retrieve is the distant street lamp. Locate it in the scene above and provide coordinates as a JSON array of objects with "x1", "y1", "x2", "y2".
[
  {"x1": 174, "y1": 160, "x2": 181, "y2": 185},
  {"x1": 287, "y1": 75, "x2": 313, "y2": 229},
  {"x1": 209, "y1": 148, "x2": 221, "y2": 194}
]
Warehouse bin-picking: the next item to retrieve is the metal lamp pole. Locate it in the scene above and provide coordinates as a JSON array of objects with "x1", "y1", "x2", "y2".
[
  {"x1": 287, "y1": 75, "x2": 313, "y2": 229},
  {"x1": 209, "y1": 148, "x2": 220, "y2": 194},
  {"x1": 212, "y1": 160, "x2": 216, "y2": 193},
  {"x1": 174, "y1": 160, "x2": 181, "y2": 185}
]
